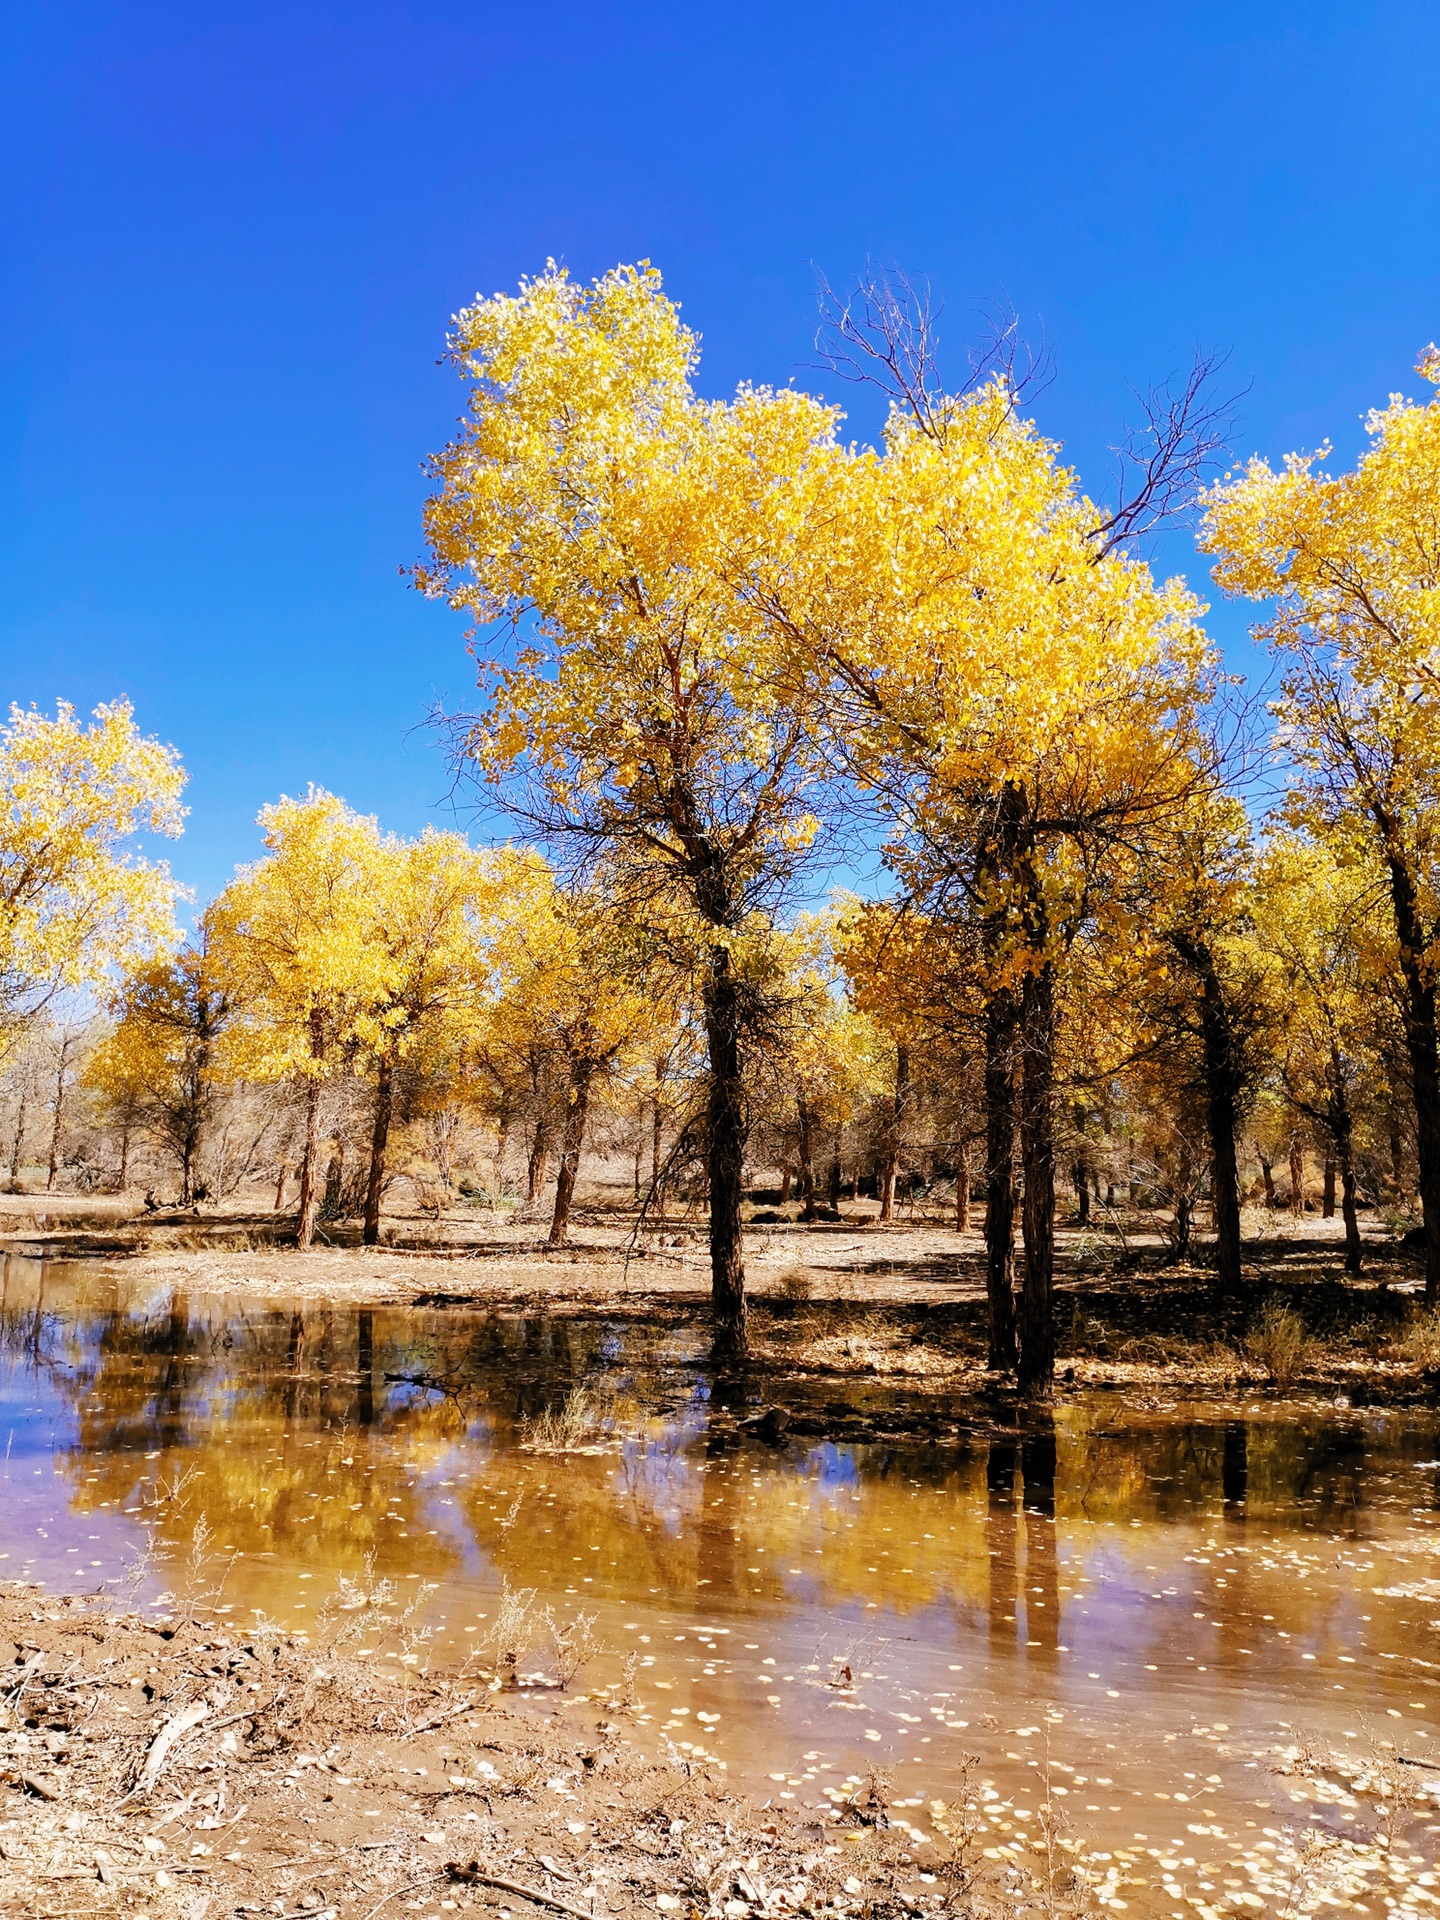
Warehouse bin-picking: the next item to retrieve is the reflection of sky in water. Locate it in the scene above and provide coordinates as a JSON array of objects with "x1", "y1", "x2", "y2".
[{"x1": 3, "y1": 1253, "x2": 1440, "y2": 1903}]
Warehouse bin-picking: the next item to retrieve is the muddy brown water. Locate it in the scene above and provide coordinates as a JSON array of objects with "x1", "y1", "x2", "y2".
[{"x1": 3, "y1": 1255, "x2": 1439, "y2": 1913}]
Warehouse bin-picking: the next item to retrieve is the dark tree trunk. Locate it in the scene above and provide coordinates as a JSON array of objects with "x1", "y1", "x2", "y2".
[
  {"x1": 1073, "y1": 1160, "x2": 1091, "y2": 1226},
  {"x1": 779, "y1": 1166, "x2": 792, "y2": 1204},
  {"x1": 1384, "y1": 847, "x2": 1440, "y2": 1303},
  {"x1": 1018, "y1": 961, "x2": 1056, "y2": 1398},
  {"x1": 1322, "y1": 1154, "x2": 1336, "y2": 1218},
  {"x1": 118, "y1": 1119, "x2": 131, "y2": 1193},
  {"x1": 827, "y1": 1140, "x2": 842, "y2": 1211},
  {"x1": 703, "y1": 953, "x2": 748, "y2": 1353},
  {"x1": 295, "y1": 1075, "x2": 322, "y2": 1249},
  {"x1": 274, "y1": 1160, "x2": 287, "y2": 1210},
  {"x1": 1192, "y1": 942, "x2": 1244, "y2": 1297},
  {"x1": 1288, "y1": 1135, "x2": 1305, "y2": 1217},
  {"x1": 983, "y1": 987, "x2": 1019, "y2": 1373},
  {"x1": 362, "y1": 1056, "x2": 394, "y2": 1247},
  {"x1": 549, "y1": 1058, "x2": 593, "y2": 1246},
  {"x1": 1260, "y1": 1155, "x2": 1276, "y2": 1211},
  {"x1": 1389, "y1": 1117, "x2": 1404, "y2": 1197},
  {"x1": 1338, "y1": 1123, "x2": 1362, "y2": 1276}
]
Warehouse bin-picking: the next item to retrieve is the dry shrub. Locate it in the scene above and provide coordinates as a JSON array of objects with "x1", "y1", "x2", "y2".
[
  {"x1": 1247, "y1": 1301, "x2": 1312, "y2": 1387},
  {"x1": 772, "y1": 1268, "x2": 814, "y2": 1302},
  {"x1": 1401, "y1": 1306, "x2": 1440, "y2": 1371}
]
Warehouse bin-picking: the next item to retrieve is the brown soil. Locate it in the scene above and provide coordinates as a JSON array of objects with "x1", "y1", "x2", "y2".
[{"x1": 0, "y1": 1583, "x2": 959, "y2": 1920}]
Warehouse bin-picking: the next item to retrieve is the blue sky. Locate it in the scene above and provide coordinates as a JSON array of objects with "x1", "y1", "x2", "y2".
[{"x1": 3, "y1": 1, "x2": 1437, "y2": 910}]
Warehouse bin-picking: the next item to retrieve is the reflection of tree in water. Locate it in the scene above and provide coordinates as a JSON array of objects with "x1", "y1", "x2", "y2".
[{"x1": 48, "y1": 1301, "x2": 464, "y2": 1594}]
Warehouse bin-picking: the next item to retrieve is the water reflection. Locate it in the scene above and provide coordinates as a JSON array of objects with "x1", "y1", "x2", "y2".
[{"x1": 2, "y1": 1254, "x2": 1440, "y2": 1896}]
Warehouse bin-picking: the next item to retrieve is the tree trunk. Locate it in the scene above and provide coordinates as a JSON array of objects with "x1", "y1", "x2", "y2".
[
  {"x1": 295, "y1": 1075, "x2": 322, "y2": 1249},
  {"x1": 526, "y1": 1119, "x2": 552, "y2": 1206},
  {"x1": 827, "y1": 1134, "x2": 843, "y2": 1211},
  {"x1": 46, "y1": 1044, "x2": 70, "y2": 1191},
  {"x1": 796, "y1": 1097, "x2": 818, "y2": 1223},
  {"x1": 1172, "y1": 1135, "x2": 1194, "y2": 1256},
  {"x1": 1073, "y1": 1160, "x2": 1091, "y2": 1226},
  {"x1": 1260, "y1": 1155, "x2": 1276, "y2": 1211},
  {"x1": 779, "y1": 1166, "x2": 792, "y2": 1204},
  {"x1": 118, "y1": 1118, "x2": 131, "y2": 1193},
  {"x1": 549, "y1": 1058, "x2": 593, "y2": 1246},
  {"x1": 1193, "y1": 944, "x2": 1244, "y2": 1297},
  {"x1": 362, "y1": 1057, "x2": 394, "y2": 1247},
  {"x1": 1322, "y1": 1153, "x2": 1336, "y2": 1218},
  {"x1": 1288, "y1": 1136, "x2": 1305, "y2": 1217},
  {"x1": 10, "y1": 1087, "x2": 26, "y2": 1184},
  {"x1": 702, "y1": 954, "x2": 747, "y2": 1354},
  {"x1": 273, "y1": 1160, "x2": 287, "y2": 1210},
  {"x1": 983, "y1": 988, "x2": 1019, "y2": 1374},
  {"x1": 1386, "y1": 847, "x2": 1440, "y2": 1301},
  {"x1": 1336, "y1": 1115, "x2": 1362, "y2": 1276},
  {"x1": 879, "y1": 1045, "x2": 910, "y2": 1223},
  {"x1": 956, "y1": 1137, "x2": 971, "y2": 1231},
  {"x1": 1018, "y1": 962, "x2": 1056, "y2": 1398},
  {"x1": 1389, "y1": 1118, "x2": 1404, "y2": 1197}
]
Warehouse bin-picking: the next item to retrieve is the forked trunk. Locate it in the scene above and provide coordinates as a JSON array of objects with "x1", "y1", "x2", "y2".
[
  {"x1": 703, "y1": 954, "x2": 747, "y2": 1354},
  {"x1": 362, "y1": 1056, "x2": 394, "y2": 1247}
]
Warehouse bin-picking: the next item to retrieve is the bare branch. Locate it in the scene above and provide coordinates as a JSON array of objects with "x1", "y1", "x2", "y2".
[
  {"x1": 812, "y1": 264, "x2": 1051, "y2": 441},
  {"x1": 1091, "y1": 348, "x2": 1247, "y2": 553}
]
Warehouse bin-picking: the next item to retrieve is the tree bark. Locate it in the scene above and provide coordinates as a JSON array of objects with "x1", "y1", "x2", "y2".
[
  {"x1": 273, "y1": 1160, "x2": 287, "y2": 1210},
  {"x1": 879, "y1": 1045, "x2": 910, "y2": 1223},
  {"x1": 702, "y1": 954, "x2": 748, "y2": 1354},
  {"x1": 1288, "y1": 1135, "x2": 1305, "y2": 1217},
  {"x1": 295, "y1": 1075, "x2": 322, "y2": 1249},
  {"x1": 1383, "y1": 846, "x2": 1440, "y2": 1302},
  {"x1": 1322, "y1": 1154, "x2": 1336, "y2": 1218},
  {"x1": 46, "y1": 1040, "x2": 72, "y2": 1191},
  {"x1": 1018, "y1": 962, "x2": 1056, "y2": 1398},
  {"x1": 362, "y1": 1056, "x2": 394, "y2": 1247},
  {"x1": 526, "y1": 1118, "x2": 552, "y2": 1206},
  {"x1": 548, "y1": 1058, "x2": 593, "y2": 1246},
  {"x1": 1259, "y1": 1154, "x2": 1276, "y2": 1211},
  {"x1": 1189, "y1": 941, "x2": 1244, "y2": 1297},
  {"x1": 9, "y1": 1086, "x2": 26, "y2": 1184},
  {"x1": 118, "y1": 1118, "x2": 130, "y2": 1193},
  {"x1": 955, "y1": 1136, "x2": 971, "y2": 1231},
  {"x1": 796, "y1": 1096, "x2": 818, "y2": 1223},
  {"x1": 983, "y1": 988, "x2": 1019, "y2": 1373}
]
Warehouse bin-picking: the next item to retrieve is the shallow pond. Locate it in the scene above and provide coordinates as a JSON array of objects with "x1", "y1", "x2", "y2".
[{"x1": 3, "y1": 1256, "x2": 1439, "y2": 1913}]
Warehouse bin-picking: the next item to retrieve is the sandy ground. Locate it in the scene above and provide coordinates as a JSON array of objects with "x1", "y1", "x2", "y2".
[{"x1": 0, "y1": 1583, "x2": 1006, "y2": 1920}]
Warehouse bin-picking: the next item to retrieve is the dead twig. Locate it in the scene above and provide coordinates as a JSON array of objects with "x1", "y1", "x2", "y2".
[
  {"x1": 129, "y1": 1696, "x2": 211, "y2": 1797},
  {"x1": 445, "y1": 1862, "x2": 600, "y2": 1920}
]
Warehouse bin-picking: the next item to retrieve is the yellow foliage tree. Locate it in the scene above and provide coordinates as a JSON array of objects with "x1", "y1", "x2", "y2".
[
  {"x1": 0, "y1": 700, "x2": 185, "y2": 1045},
  {"x1": 209, "y1": 790, "x2": 384, "y2": 1246},
  {"x1": 85, "y1": 941, "x2": 232, "y2": 1205},
  {"x1": 1201, "y1": 344, "x2": 1440, "y2": 1297},
  {"x1": 737, "y1": 341, "x2": 1212, "y2": 1388},
  {"x1": 417, "y1": 262, "x2": 835, "y2": 1349},
  {"x1": 485, "y1": 865, "x2": 667, "y2": 1244}
]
